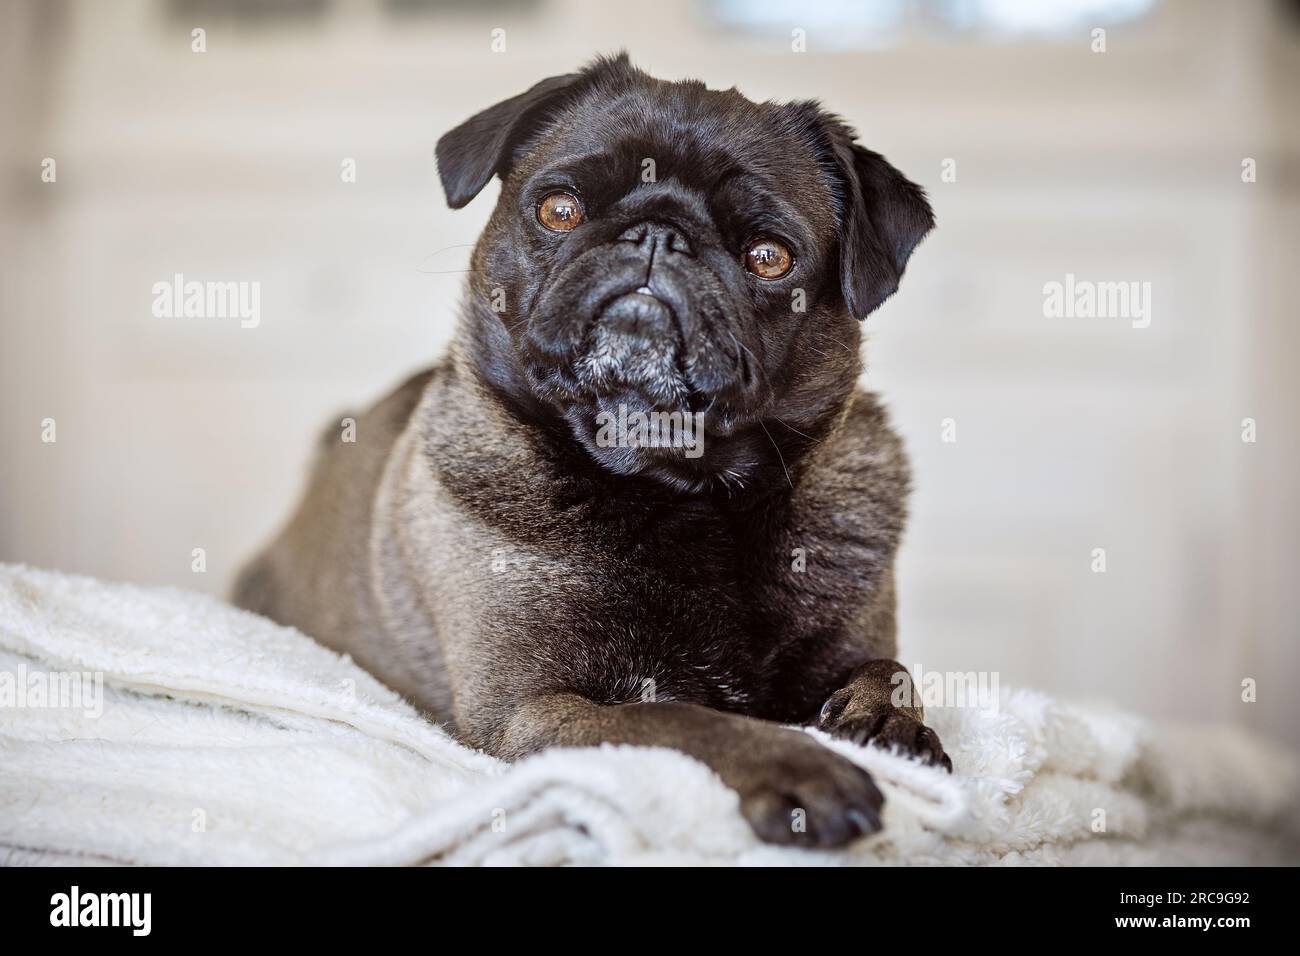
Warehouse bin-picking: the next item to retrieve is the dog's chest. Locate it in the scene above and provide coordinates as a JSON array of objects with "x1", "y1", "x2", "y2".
[{"x1": 542, "y1": 496, "x2": 866, "y2": 714}]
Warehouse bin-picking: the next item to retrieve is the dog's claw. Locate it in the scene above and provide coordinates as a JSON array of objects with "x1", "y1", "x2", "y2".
[{"x1": 819, "y1": 704, "x2": 953, "y2": 773}]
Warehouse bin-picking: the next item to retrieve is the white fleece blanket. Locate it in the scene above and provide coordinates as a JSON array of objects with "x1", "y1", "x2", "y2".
[{"x1": 1, "y1": 563, "x2": 1296, "y2": 866}]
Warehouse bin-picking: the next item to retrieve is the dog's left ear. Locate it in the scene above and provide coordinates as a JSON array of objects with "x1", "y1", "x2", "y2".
[
  {"x1": 435, "y1": 72, "x2": 582, "y2": 209},
  {"x1": 821, "y1": 122, "x2": 935, "y2": 319}
]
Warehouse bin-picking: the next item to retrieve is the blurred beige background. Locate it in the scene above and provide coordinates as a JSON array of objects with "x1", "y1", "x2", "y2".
[{"x1": 2, "y1": 0, "x2": 1297, "y2": 746}]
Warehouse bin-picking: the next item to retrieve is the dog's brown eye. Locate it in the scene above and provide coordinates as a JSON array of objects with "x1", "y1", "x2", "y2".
[
  {"x1": 744, "y1": 238, "x2": 793, "y2": 279},
  {"x1": 537, "y1": 192, "x2": 584, "y2": 232}
]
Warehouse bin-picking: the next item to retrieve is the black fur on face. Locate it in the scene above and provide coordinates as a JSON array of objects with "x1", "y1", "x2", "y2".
[{"x1": 436, "y1": 54, "x2": 933, "y2": 495}]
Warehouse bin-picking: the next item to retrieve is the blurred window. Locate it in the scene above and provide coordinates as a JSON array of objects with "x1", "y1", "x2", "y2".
[{"x1": 705, "y1": 0, "x2": 1159, "y2": 46}]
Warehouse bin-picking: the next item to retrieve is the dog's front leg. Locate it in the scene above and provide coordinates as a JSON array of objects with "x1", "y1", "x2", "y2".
[
  {"x1": 815, "y1": 660, "x2": 953, "y2": 772},
  {"x1": 488, "y1": 692, "x2": 885, "y2": 847}
]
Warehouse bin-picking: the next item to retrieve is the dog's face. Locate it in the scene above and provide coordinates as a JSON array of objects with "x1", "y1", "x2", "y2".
[{"x1": 437, "y1": 55, "x2": 932, "y2": 493}]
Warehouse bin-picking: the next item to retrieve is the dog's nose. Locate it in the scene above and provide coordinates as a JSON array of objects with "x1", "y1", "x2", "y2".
[
  {"x1": 618, "y1": 222, "x2": 694, "y2": 259},
  {"x1": 600, "y1": 290, "x2": 675, "y2": 339}
]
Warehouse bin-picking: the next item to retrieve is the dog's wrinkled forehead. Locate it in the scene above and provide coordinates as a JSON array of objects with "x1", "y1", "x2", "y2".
[{"x1": 513, "y1": 77, "x2": 838, "y2": 236}]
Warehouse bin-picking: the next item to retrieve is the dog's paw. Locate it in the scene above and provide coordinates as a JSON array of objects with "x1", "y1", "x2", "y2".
[
  {"x1": 817, "y1": 689, "x2": 953, "y2": 773},
  {"x1": 728, "y1": 730, "x2": 885, "y2": 848}
]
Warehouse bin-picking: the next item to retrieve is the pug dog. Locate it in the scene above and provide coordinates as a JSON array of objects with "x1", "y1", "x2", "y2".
[{"x1": 234, "y1": 53, "x2": 947, "y2": 848}]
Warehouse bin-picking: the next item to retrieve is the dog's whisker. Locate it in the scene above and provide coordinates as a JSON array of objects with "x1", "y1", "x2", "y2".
[
  {"x1": 758, "y1": 419, "x2": 794, "y2": 491},
  {"x1": 774, "y1": 417, "x2": 819, "y2": 444},
  {"x1": 816, "y1": 332, "x2": 857, "y2": 355}
]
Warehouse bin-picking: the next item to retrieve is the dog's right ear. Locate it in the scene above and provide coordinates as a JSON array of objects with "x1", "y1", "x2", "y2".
[{"x1": 435, "y1": 73, "x2": 582, "y2": 209}]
